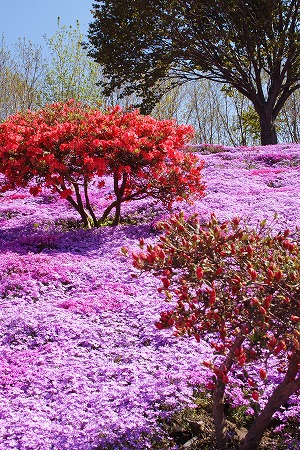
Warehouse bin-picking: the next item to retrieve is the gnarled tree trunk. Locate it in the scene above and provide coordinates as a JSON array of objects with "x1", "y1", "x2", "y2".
[{"x1": 240, "y1": 352, "x2": 300, "y2": 450}]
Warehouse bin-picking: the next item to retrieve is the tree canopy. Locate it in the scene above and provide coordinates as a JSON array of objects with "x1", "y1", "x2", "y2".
[{"x1": 87, "y1": 0, "x2": 300, "y2": 145}]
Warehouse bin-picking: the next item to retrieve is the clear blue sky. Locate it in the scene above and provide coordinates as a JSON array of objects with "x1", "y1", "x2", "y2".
[{"x1": 1, "y1": 0, "x2": 93, "y2": 49}]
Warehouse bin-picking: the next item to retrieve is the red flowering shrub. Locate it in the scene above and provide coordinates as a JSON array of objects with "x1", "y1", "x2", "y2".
[
  {"x1": 0, "y1": 101, "x2": 205, "y2": 226},
  {"x1": 132, "y1": 212, "x2": 300, "y2": 450}
]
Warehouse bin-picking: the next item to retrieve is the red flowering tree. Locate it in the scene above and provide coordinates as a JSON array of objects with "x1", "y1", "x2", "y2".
[
  {"x1": 131, "y1": 212, "x2": 300, "y2": 450},
  {"x1": 0, "y1": 101, "x2": 205, "y2": 226}
]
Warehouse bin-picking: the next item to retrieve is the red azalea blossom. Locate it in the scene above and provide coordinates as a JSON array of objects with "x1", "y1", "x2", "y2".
[{"x1": 0, "y1": 101, "x2": 205, "y2": 227}]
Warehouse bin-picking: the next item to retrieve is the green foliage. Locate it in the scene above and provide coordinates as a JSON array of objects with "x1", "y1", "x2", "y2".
[
  {"x1": 241, "y1": 107, "x2": 261, "y2": 141},
  {"x1": 43, "y1": 19, "x2": 103, "y2": 106}
]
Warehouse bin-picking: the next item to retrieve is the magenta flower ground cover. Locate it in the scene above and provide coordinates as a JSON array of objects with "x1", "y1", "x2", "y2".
[{"x1": 0, "y1": 143, "x2": 300, "y2": 449}]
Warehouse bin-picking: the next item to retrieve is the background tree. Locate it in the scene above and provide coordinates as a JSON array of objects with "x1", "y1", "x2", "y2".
[
  {"x1": 153, "y1": 80, "x2": 225, "y2": 144},
  {"x1": 42, "y1": 19, "x2": 103, "y2": 106},
  {"x1": 87, "y1": 0, "x2": 300, "y2": 145},
  {"x1": 13, "y1": 38, "x2": 46, "y2": 111},
  {"x1": 0, "y1": 36, "x2": 15, "y2": 120},
  {"x1": 280, "y1": 90, "x2": 300, "y2": 142},
  {"x1": 153, "y1": 80, "x2": 260, "y2": 146},
  {"x1": 0, "y1": 21, "x2": 104, "y2": 120},
  {"x1": 0, "y1": 37, "x2": 45, "y2": 120}
]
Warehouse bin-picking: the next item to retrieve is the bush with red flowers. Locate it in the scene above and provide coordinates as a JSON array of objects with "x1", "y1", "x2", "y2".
[{"x1": 0, "y1": 101, "x2": 205, "y2": 226}]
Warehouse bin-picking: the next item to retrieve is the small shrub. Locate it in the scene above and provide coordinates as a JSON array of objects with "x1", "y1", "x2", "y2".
[{"x1": 131, "y1": 212, "x2": 300, "y2": 450}]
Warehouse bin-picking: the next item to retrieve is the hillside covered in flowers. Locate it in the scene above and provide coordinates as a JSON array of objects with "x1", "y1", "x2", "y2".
[{"x1": 0, "y1": 143, "x2": 300, "y2": 449}]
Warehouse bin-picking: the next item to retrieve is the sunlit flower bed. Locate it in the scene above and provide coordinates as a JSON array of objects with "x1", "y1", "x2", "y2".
[{"x1": 0, "y1": 143, "x2": 299, "y2": 449}]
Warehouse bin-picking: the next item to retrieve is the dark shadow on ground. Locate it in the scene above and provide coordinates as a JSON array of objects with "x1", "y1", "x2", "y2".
[{"x1": 0, "y1": 221, "x2": 159, "y2": 256}]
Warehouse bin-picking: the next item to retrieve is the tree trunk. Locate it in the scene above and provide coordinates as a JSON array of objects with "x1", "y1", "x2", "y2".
[
  {"x1": 213, "y1": 382, "x2": 228, "y2": 449},
  {"x1": 259, "y1": 114, "x2": 278, "y2": 145},
  {"x1": 240, "y1": 353, "x2": 300, "y2": 450},
  {"x1": 112, "y1": 172, "x2": 128, "y2": 226},
  {"x1": 73, "y1": 182, "x2": 91, "y2": 228},
  {"x1": 213, "y1": 333, "x2": 246, "y2": 449},
  {"x1": 113, "y1": 199, "x2": 122, "y2": 226},
  {"x1": 83, "y1": 180, "x2": 98, "y2": 227}
]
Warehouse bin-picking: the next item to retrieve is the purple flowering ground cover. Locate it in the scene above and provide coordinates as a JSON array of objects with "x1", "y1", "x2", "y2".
[{"x1": 0, "y1": 143, "x2": 300, "y2": 449}]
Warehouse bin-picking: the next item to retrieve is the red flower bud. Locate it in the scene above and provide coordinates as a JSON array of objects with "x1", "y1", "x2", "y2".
[
  {"x1": 259, "y1": 368, "x2": 267, "y2": 380},
  {"x1": 274, "y1": 343, "x2": 284, "y2": 355},
  {"x1": 264, "y1": 295, "x2": 272, "y2": 309},
  {"x1": 203, "y1": 360, "x2": 212, "y2": 368},
  {"x1": 251, "y1": 297, "x2": 260, "y2": 307},
  {"x1": 274, "y1": 270, "x2": 283, "y2": 282},
  {"x1": 215, "y1": 267, "x2": 224, "y2": 275},
  {"x1": 121, "y1": 246, "x2": 129, "y2": 256},
  {"x1": 209, "y1": 289, "x2": 216, "y2": 306},
  {"x1": 196, "y1": 266, "x2": 204, "y2": 279},
  {"x1": 161, "y1": 277, "x2": 170, "y2": 289},
  {"x1": 232, "y1": 217, "x2": 240, "y2": 226},
  {"x1": 238, "y1": 354, "x2": 247, "y2": 366},
  {"x1": 222, "y1": 374, "x2": 229, "y2": 384},
  {"x1": 267, "y1": 269, "x2": 274, "y2": 280},
  {"x1": 163, "y1": 269, "x2": 171, "y2": 277},
  {"x1": 194, "y1": 334, "x2": 200, "y2": 343},
  {"x1": 289, "y1": 243, "x2": 295, "y2": 252},
  {"x1": 249, "y1": 268, "x2": 258, "y2": 281},
  {"x1": 290, "y1": 272, "x2": 297, "y2": 281},
  {"x1": 268, "y1": 336, "x2": 277, "y2": 348},
  {"x1": 246, "y1": 244, "x2": 254, "y2": 256},
  {"x1": 259, "y1": 306, "x2": 266, "y2": 315},
  {"x1": 232, "y1": 276, "x2": 241, "y2": 284},
  {"x1": 291, "y1": 315, "x2": 300, "y2": 323},
  {"x1": 234, "y1": 347, "x2": 242, "y2": 357}
]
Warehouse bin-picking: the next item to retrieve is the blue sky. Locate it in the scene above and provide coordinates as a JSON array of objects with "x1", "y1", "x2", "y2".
[{"x1": 1, "y1": 0, "x2": 93, "y2": 49}]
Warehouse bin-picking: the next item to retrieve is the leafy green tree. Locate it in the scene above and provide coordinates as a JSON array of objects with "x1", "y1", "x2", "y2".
[
  {"x1": 42, "y1": 19, "x2": 103, "y2": 106},
  {"x1": 87, "y1": 0, "x2": 300, "y2": 145}
]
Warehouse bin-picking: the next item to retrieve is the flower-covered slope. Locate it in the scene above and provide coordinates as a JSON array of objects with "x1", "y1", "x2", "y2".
[
  {"x1": 0, "y1": 143, "x2": 299, "y2": 449},
  {"x1": 191, "y1": 143, "x2": 300, "y2": 229}
]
